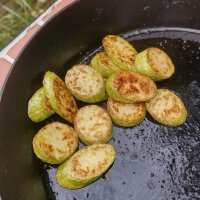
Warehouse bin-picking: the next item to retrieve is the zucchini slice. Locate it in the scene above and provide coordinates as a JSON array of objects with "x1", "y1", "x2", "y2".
[
  {"x1": 107, "y1": 97, "x2": 146, "y2": 127},
  {"x1": 135, "y1": 47, "x2": 175, "y2": 81},
  {"x1": 28, "y1": 87, "x2": 55, "y2": 122},
  {"x1": 65, "y1": 65, "x2": 105, "y2": 103},
  {"x1": 43, "y1": 71, "x2": 77, "y2": 124},
  {"x1": 106, "y1": 72, "x2": 157, "y2": 103},
  {"x1": 91, "y1": 52, "x2": 121, "y2": 78},
  {"x1": 102, "y1": 35, "x2": 137, "y2": 71},
  {"x1": 106, "y1": 74, "x2": 133, "y2": 104},
  {"x1": 56, "y1": 144, "x2": 116, "y2": 189},
  {"x1": 146, "y1": 89, "x2": 187, "y2": 126},
  {"x1": 74, "y1": 105, "x2": 112, "y2": 145},
  {"x1": 33, "y1": 122, "x2": 78, "y2": 164}
]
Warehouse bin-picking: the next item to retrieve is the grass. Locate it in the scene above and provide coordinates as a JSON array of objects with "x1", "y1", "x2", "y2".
[{"x1": 0, "y1": 0, "x2": 53, "y2": 50}]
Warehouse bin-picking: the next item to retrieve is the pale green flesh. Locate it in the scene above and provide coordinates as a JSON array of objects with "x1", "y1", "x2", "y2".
[
  {"x1": 28, "y1": 87, "x2": 54, "y2": 122},
  {"x1": 91, "y1": 54, "x2": 111, "y2": 78},
  {"x1": 65, "y1": 65, "x2": 106, "y2": 103},
  {"x1": 56, "y1": 144, "x2": 116, "y2": 189},
  {"x1": 56, "y1": 158, "x2": 102, "y2": 189},
  {"x1": 135, "y1": 50, "x2": 163, "y2": 81},
  {"x1": 74, "y1": 105, "x2": 113, "y2": 145},
  {"x1": 72, "y1": 86, "x2": 105, "y2": 103},
  {"x1": 78, "y1": 132, "x2": 113, "y2": 145},
  {"x1": 105, "y1": 50, "x2": 137, "y2": 72},
  {"x1": 91, "y1": 53, "x2": 121, "y2": 78},
  {"x1": 102, "y1": 35, "x2": 137, "y2": 72},
  {"x1": 146, "y1": 89, "x2": 187, "y2": 126},
  {"x1": 32, "y1": 122, "x2": 78, "y2": 164}
]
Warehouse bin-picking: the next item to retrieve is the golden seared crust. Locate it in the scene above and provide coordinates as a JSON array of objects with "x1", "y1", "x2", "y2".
[
  {"x1": 147, "y1": 48, "x2": 175, "y2": 79},
  {"x1": 74, "y1": 105, "x2": 112, "y2": 145},
  {"x1": 146, "y1": 89, "x2": 187, "y2": 126},
  {"x1": 67, "y1": 144, "x2": 115, "y2": 180},
  {"x1": 107, "y1": 97, "x2": 146, "y2": 127},
  {"x1": 43, "y1": 71, "x2": 78, "y2": 124},
  {"x1": 33, "y1": 122, "x2": 78, "y2": 164},
  {"x1": 65, "y1": 65, "x2": 105, "y2": 102},
  {"x1": 53, "y1": 78, "x2": 77, "y2": 123},
  {"x1": 98, "y1": 52, "x2": 121, "y2": 72},
  {"x1": 102, "y1": 35, "x2": 137, "y2": 71},
  {"x1": 114, "y1": 72, "x2": 157, "y2": 102},
  {"x1": 42, "y1": 94, "x2": 53, "y2": 114}
]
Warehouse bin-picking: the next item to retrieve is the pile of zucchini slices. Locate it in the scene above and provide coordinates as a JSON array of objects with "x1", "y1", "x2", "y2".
[{"x1": 28, "y1": 35, "x2": 187, "y2": 189}]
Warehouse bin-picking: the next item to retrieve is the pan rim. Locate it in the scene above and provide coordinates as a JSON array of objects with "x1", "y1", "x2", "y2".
[
  {"x1": 0, "y1": 0, "x2": 79, "y2": 101},
  {"x1": 1, "y1": 22, "x2": 200, "y2": 102}
]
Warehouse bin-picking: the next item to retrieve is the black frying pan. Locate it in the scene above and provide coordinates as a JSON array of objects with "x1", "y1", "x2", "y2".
[{"x1": 0, "y1": 0, "x2": 200, "y2": 199}]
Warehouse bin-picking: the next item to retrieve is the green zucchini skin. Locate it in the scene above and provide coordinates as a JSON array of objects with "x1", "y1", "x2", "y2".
[
  {"x1": 43, "y1": 71, "x2": 77, "y2": 124},
  {"x1": 91, "y1": 52, "x2": 121, "y2": 78},
  {"x1": 135, "y1": 48, "x2": 175, "y2": 81},
  {"x1": 56, "y1": 144, "x2": 116, "y2": 189},
  {"x1": 102, "y1": 35, "x2": 137, "y2": 71},
  {"x1": 28, "y1": 87, "x2": 55, "y2": 122},
  {"x1": 146, "y1": 89, "x2": 187, "y2": 126}
]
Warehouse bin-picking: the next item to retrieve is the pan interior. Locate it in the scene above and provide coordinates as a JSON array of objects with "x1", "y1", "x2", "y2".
[{"x1": 37, "y1": 27, "x2": 200, "y2": 200}]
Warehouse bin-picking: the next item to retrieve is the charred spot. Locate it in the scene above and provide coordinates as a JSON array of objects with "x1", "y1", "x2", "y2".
[
  {"x1": 42, "y1": 126, "x2": 47, "y2": 131},
  {"x1": 57, "y1": 148, "x2": 65, "y2": 155},
  {"x1": 53, "y1": 77, "x2": 77, "y2": 121},
  {"x1": 109, "y1": 36, "x2": 117, "y2": 42},
  {"x1": 96, "y1": 78, "x2": 101, "y2": 83},
  {"x1": 112, "y1": 104, "x2": 119, "y2": 112},
  {"x1": 62, "y1": 132, "x2": 69, "y2": 140},
  {"x1": 55, "y1": 126, "x2": 62, "y2": 131},
  {"x1": 44, "y1": 98, "x2": 53, "y2": 113},
  {"x1": 115, "y1": 73, "x2": 141, "y2": 94},
  {"x1": 163, "y1": 94, "x2": 170, "y2": 100},
  {"x1": 139, "y1": 81, "x2": 151, "y2": 94},
  {"x1": 100, "y1": 54, "x2": 109, "y2": 65},
  {"x1": 39, "y1": 141, "x2": 55, "y2": 154}
]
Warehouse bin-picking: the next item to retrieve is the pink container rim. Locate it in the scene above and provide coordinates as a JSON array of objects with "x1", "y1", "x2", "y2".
[{"x1": 0, "y1": 0, "x2": 77, "y2": 93}]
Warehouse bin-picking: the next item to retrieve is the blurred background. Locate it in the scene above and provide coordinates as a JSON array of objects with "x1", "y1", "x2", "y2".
[{"x1": 0, "y1": 0, "x2": 55, "y2": 50}]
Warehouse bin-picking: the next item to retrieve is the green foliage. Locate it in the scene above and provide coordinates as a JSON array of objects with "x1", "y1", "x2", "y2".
[{"x1": 0, "y1": 0, "x2": 52, "y2": 50}]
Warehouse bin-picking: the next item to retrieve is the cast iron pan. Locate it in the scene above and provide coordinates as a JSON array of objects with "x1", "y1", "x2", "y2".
[{"x1": 0, "y1": 0, "x2": 200, "y2": 199}]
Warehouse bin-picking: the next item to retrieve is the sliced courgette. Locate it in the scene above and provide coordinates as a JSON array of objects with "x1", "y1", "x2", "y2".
[
  {"x1": 91, "y1": 52, "x2": 121, "y2": 78},
  {"x1": 107, "y1": 97, "x2": 146, "y2": 127},
  {"x1": 33, "y1": 122, "x2": 78, "y2": 164},
  {"x1": 135, "y1": 47, "x2": 175, "y2": 81},
  {"x1": 106, "y1": 74, "x2": 133, "y2": 103},
  {"x1": 74, "y1": 105, "x2": 112, "y2": 145},
  {"x1": 146, "y1": 89, "x2": 187, "y2": 126},
  {"x1": 65, "y1": 65, "x2": 105, "y2": 103},
  {"x1": 106, "y1": 72, "x2": 157, "y2": 103},
  {"x1": 56, "y1": 144, "x2": 116, "y2": 189},
  {"x1": 43, "y1": 71, "x2": 77, "y2": 124},
  {"x1": 102, "y1": 35, "x2": 137, "y2": 71},
  {"x1": 28, "y1": 87, "x2": 55, "y2": 122}
]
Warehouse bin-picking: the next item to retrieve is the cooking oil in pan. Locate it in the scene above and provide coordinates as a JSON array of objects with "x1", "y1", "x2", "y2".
[{"x1": 41, "y1": 28, "x2": 200, "y2": 200}]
